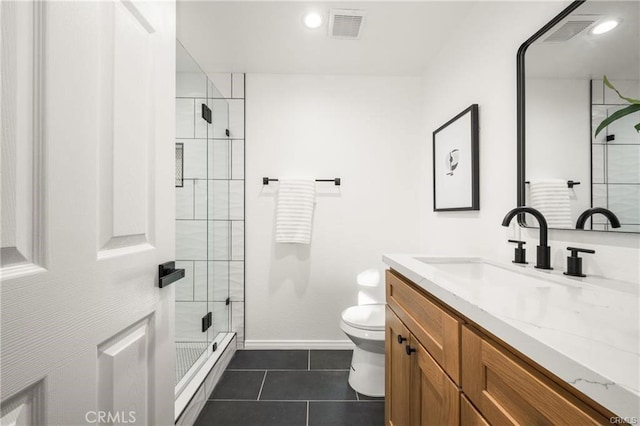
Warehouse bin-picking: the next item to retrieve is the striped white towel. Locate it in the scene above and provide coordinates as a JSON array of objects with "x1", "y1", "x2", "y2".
[
  {"x1": 529, "y1": 179, "x2": 572, "y2": 229},
  {"x1": 275, "y1": 179, "x2": 316, "y2": 244}
]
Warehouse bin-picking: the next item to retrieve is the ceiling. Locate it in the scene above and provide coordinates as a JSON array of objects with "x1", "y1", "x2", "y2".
[
  {"x1": 527, "y1": 0, "x2": 640, "y2": 80},
  {"x1": 176, "y1": 1, "x2": 481, "y2": 76}
]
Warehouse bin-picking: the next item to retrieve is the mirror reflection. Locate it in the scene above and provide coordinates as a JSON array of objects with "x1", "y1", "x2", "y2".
[{"x1": 522, "y1": 0, "x2": 639, "y2": 233}]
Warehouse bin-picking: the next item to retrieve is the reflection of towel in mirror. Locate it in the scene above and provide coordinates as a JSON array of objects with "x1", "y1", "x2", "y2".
[
  {"x1": 529, "y1": 179, "x2": 572, "y2": 229},
  {"x1": 275, "y1": 179, "x2": 316, "y2": 244}
]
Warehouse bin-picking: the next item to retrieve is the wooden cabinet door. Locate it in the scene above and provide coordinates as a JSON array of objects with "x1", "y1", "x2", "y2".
[
  {"x1": 386, "y1": 306, "x2": 412, "y2": 426},
  {"x1": 386, "y1": 270, "x2": 461, "y2": 383},
  {"x1": 410, "y1": 339, "x2": 460, "y2": 426},
  {"x1": 461, "y1": 326, "x2": 609, "y2": 425},
  {"x1": 461, "y1": 395, "x2": 490, "y2": 426}
]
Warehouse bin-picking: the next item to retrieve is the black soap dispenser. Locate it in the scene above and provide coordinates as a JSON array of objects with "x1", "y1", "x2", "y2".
[
  {"x1": 564, "y1": 247, "x2": 595, "y2": 277},
  {"x1": 508, "y1": 239, "x2": 527, "y2": 264}
]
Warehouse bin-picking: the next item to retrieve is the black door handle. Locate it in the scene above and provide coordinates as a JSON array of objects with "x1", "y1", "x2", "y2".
[
  {"x1": 397, "y1": 334, "x2": 407, "y2": 344},
  {"x1": 159, "y1": 261, "x2": 185, "y2": 288},
  {"x1": 405, "y1": 345, "x2": 416, "y2": 356}
]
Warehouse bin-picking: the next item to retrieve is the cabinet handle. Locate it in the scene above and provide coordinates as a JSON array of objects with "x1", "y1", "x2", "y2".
[
  {"x1": 405, "y1": 345, "x2": 416, "y2": 355},
  {"x1": 397, "y1": 334, "x2": 407, "y2": 344}
]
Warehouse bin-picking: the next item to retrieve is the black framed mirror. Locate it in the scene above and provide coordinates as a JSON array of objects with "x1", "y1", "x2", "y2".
[{"x1": 517, "y1": 0, "x2": 640, "y2": 233}]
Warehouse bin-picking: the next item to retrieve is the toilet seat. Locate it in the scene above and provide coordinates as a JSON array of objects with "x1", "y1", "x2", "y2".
[{"x1": 341, "y1": 304, "x2": 385, "y2": 331}]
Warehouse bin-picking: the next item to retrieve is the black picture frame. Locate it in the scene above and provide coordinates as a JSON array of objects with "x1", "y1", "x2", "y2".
[{"x1": 433, "y1": 104, "x2": 479, "y2": 211}]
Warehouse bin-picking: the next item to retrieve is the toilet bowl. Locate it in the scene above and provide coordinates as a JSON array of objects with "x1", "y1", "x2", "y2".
[{"x1": 340, "y1": 304, "x2": 385, "y2": 397}]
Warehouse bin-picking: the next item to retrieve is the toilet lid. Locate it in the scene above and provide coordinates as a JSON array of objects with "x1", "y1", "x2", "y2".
[{"x1": 341, "y1": 304, "x2": 385, "y2": 331}]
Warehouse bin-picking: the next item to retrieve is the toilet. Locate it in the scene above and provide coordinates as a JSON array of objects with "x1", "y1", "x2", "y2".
[{"x1": 340, "y1": 304, "x2": 385, "y2": 397}]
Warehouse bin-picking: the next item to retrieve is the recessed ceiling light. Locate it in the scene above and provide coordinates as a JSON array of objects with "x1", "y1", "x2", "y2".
[
  {"x1": 592, "y1": 19, "x2": 619, "y2": 35},
  {"x1": 303, "y1": 12, "x2": 323, "y2": 29}
]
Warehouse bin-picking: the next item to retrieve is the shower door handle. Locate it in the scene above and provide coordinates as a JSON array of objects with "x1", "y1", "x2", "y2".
[{"x1": 158, "y1": 261, "x2": 185, "y2": 288}]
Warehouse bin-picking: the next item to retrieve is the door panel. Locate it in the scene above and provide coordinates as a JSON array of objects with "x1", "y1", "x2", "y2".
[
  {"x1": 0, "y1": 0, "x2": 45, "y2": 275},
  {"x1": 461, "y1": 326, "x2": 608, "y2": 426},
  {"x1": 0, "y1": 381, "x2": 44, "y2": 425},
  {"x1": 386, "y1": 270, "x2": 461, "y2": 384},
  {"x1": 98, "y1": 317, "x2": 152, "y2": 425},
  {"x1": 412, "y1": 340, "x2": 460, "y2": 426},
  {"x1": 98, "y1": 0, "x2": 157, "y2": 254},
  {"x1": 1, "y1": 1, "x2": 176, "y2": 424},
  {"x1": 461, "y1": 395, "x2": 490, "y2": 426},
  {"x1": 385, "y1": 306, "x2": 411, "y2": 426}
]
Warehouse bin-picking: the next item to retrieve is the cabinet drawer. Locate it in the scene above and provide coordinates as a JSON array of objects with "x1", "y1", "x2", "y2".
[
  {"x1": 461, "y1": 326, "x2": 610, "y2": 425},
  {"x1": 386, "y1": 270, "x2": 461, "y2": 384},
  {"x1": 461, "y1": 395, "x2": 489, "y2": 426}
]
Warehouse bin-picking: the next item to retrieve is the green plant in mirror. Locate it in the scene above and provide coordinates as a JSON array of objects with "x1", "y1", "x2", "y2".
[{"x1": 594, "y1": 76, "x2": 640, "y2": 137}]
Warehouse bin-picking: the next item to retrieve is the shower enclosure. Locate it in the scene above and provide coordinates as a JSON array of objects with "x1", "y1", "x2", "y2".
[{"x1": 174, "y1": 41, "x2": 243, "y2": 416}]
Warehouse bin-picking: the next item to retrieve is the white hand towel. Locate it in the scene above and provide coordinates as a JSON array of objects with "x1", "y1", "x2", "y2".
[
  {"x1": 529, "y1": 179, "x2": 573, "y2": 229},
  {"x1": 275, "y1": 179, "x2": 316, "y2": 244}
]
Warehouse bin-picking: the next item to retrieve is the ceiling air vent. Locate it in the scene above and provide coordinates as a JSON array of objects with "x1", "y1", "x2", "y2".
[
  {"x1": 329, "y1": 9, "x2": 366, "y2": 39},
  {"x1": 543, "y1": 19, "x2": 596, "y2": 42}
]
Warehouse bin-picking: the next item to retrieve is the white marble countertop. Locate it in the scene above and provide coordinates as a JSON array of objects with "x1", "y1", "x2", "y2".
[{"x1": 383, "y1": 254, "x2": 640, "y2": 420}]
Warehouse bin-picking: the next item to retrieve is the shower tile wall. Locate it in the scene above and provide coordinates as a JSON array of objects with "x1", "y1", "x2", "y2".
[
  {"x1": 591, "y1": 79, "x2": 640, "y2": 232},
  {"x1": 175, "y1": 72, "x2": 246, "y2": 349}
]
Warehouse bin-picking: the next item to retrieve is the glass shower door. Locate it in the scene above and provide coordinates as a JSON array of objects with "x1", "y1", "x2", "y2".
[
  {"x1": 175, "y1": 41, "x2": 210, "y2": 387},
  {"x1": 207, "y1": 82, "x2": 231, "y2": 347},
  {"x1": 174, "y1": 41, "x2": 237, "y2": 401}
]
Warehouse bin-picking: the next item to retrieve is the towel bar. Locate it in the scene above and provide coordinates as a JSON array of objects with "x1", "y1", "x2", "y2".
[
  {"x1": 525, "y1": 180, "x2": 580, "y2": 188},
  {"x1": 262, "y1": 177, "x2": 341, "y2": 186}
]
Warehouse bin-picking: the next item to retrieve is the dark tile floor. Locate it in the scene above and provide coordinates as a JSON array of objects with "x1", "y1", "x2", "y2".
[{"x1": 195, "y1": 350, "x2": 384, "y2": 426}]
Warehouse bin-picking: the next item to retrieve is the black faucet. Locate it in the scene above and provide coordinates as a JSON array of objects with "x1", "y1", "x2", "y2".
[
  {"x1": 501, "y1": 207, "x2": 552, "y2": 270},
  {"x1": 575, "y1": 208, "x2": 621, "y2": 229}
]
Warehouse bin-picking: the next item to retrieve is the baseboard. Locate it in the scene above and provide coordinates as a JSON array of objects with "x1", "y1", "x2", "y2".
[{"x1": 243, "y1": 340, "x2": 355, "y2": 350}]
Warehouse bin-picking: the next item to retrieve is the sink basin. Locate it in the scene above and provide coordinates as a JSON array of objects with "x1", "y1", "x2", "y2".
[
  {"x1": 413, "y1": 257, "x2": 552, "y2": 288},
  {"x1": 412, "y1": 257, "x2": 638, "y2": 294}
]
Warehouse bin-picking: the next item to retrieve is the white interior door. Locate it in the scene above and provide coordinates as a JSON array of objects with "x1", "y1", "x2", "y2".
[{"x1": 1, "y1": 1, "x2": 176, "y2": 425}]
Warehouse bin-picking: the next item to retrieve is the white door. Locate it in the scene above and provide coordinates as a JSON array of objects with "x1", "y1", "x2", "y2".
[{"x1": 1, "y1": 1, "x2": 176, "y2": 425}]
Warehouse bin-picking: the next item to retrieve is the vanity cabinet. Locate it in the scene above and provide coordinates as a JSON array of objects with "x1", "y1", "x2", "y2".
[
  {"x1": 410, "y1": 330, "x2": 460, "y2": 425},
  {"x1": 385, "y1": 306, "x2": 460, "y2": 426},
  {"x1": 460, "y1": 395, "x2": 489, "y2": 426},
  {"x1": 386, "y1": 270, "x2": 461, "y2": 383},
  {"x1": 385, "y1": 270, "x2": 462, "y2": 426},
  {"x1": 385, "y1": 269, "x2": 616, "y2": 426},
  {"x1": 461, "y1": 325, "x2": 609, "y2": 425}
]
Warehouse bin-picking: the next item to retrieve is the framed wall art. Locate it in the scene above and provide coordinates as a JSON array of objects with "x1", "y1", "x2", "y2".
[{"x1": 433, "y1": 104, "x2": 479, "y2": 211}]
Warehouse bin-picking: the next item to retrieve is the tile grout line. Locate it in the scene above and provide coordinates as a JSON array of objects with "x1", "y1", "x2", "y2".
[
  {"x1": 306, "y1": 400, "x2": 309, "y2": 426},
  {"x1": 308, "y1": 350, "x2": 311, "y2": 370},
  {"x1": 256, "y1": 370, "x2": 268, "y2": 401}
]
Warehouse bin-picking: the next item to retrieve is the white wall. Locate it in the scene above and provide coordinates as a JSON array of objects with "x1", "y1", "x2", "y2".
[
  {"x1": 418, "y1": 1, "x2": 640, "y2": 283},
  {"x1": 243, "y1": 2, "x2": 639, "y2": 346},
  {"x1": 245, "y1": 75, "x2": 423, "y2": 345}
]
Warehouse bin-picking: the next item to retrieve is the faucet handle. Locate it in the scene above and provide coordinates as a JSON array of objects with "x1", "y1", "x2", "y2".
[
  {"x1": 567, "y1": 246, "x2": 595, "y2": 256},
  {"x1": 507, "y1": 240, "x2": 527, "y2": 264},
  {"x1": 564, "y1": 247, "x2": 595, "y2": 277}
]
